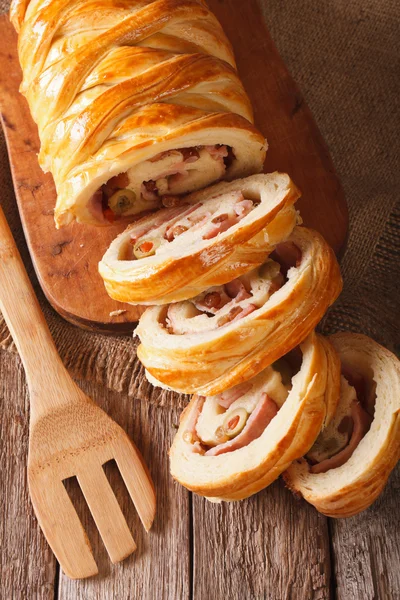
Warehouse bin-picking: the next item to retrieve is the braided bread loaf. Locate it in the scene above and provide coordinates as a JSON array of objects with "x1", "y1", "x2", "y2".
[
  {"x1": 10, "y1": 0, "x2": 266, "y2": 227},
  {"x1": 12, "y1": 1, "x2": 398, "y2": 517}
]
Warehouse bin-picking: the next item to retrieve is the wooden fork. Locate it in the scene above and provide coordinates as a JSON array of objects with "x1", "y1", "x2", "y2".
[{"x1": 0, "y1": 207, "x2": 156, "y2": 579}]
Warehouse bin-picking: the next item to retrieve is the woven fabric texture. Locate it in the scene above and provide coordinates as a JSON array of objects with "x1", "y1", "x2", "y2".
[{"x1": 0, "y1": 0, "x2": 398, "y2": 407}]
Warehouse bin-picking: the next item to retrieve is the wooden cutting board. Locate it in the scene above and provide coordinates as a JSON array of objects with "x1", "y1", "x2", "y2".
[{"x1": 0, "y1": 4, "x2": 348, "y2": 333}]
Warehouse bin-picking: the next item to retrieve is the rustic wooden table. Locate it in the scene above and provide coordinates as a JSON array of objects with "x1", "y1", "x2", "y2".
[{"x1": 1, "y1": 346, "x2": 399, "y2": 599}]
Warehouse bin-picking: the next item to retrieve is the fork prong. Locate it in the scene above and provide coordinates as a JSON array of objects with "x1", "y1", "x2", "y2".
[
  {"x1": 77, "y1": 466, "x2": 137, "y2": 564},
  {"x1": 114, "y1": 434, "x2": 156, "y2": 533},
  {"x1": 29, "y1": 476, "x2": 98, "y2": 579}
]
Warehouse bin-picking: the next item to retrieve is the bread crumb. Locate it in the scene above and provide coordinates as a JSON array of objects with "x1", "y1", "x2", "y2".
[{"x1": 109, "y1": 309, "x2": 127, "y2": 317}]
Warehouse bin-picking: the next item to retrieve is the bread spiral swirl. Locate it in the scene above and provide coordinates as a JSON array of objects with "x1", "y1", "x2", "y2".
[
  {"x1": 169, "y1": 332, "x2": 341, "y2": 501},
  {"x1": 284, "y1": 333, "x2": 400, "y2": 517},
  {"x1": 99, "y1": 173, "x2": 300, "y2": 305},
  {"x1": 137, "y1": 226, "x2": 343, "y2": 395}
]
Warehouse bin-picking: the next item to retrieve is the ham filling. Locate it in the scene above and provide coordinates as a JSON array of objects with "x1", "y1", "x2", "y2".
[
  {"x1": 165, "y1": 275, "x2": 259, "y2": 335},
  {"x1": 270, "y1": 241, "x2": 302, "y2": 276},
  {"x1": 165, "y1": 241, "x2": 302, "y2": 335},
  {"x1": 218, "y1": 382, "x2": 253, "y2": 409},
  {"x1": 307, "y1": 369, "x2": 375, "y2": 474},
  {"x1": 205, "y1": 394, "x2": 278, "y2": 456},
  {"x1": 90, "y1": 145, "x2": 235, "y2": 223},
  {"x1": 181, "y1": 361, "x2": 292, "y2": 456},
  {"x1": 122, "y1": 190, "x2": 257, "y2": 261},
  {"x1": 310, "y1": 401, "x2": 372, "y2": 473}
]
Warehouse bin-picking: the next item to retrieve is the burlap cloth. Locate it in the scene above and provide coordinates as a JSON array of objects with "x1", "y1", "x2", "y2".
[{"x1": 1, "y1": 1, "x2": 399, "y2": 408}]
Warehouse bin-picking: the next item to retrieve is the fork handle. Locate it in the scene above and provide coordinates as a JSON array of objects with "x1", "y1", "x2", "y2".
[{"x1": 0, "y1": 207, "x2": 75, "y2": 415}]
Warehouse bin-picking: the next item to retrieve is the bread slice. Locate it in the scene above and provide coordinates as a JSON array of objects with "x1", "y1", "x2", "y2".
[
  {"x1": 284, "y1": 333, "x2": 400, "y2": 517},
  {"x1": 169, "y1": 332, "x2": 340, "y2": 501},
  {"x1": 99, "y1": 173, "x2": 299, "y2": 304},
  {"x1": 137, "y1": 226, "x2": 342, "y2": 395}
]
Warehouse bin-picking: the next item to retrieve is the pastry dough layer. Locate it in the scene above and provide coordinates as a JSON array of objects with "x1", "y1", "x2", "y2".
[
  {"x1": 284, "y1": 333, "x2": 400, "y2": 517},
  {"x1": 99, "y1": 173, "x2": 300, "y2": 305},
  {"x1": 10, "y1": 0, "x2": 266, "y2": 227},
  {"x1": 169, "y1": 333, "x2": 341, "y2": 500},
  {"x1": 137, "y1": 226, "x2": 343, "y2": 395}
]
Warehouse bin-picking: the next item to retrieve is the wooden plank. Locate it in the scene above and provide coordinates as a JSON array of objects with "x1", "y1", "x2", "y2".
[
  {"x1": 0, "y1": 348, "x2": 189, "y2": 597},
  {"x1": 192, "y1": 480, "x2": 331, "y2": 600},
  {"x1": 330, "y1": 465, "x2": 400, "y2": 600},
  {"x1": 0, "y1": 351, "x2": 57, "y2": 599},
  {"x1": 0, "y1": 1, "x2": 348, "y2": 334},
  {"x1": 57, "y1": 379, "x2": 190, "y2": 599}
]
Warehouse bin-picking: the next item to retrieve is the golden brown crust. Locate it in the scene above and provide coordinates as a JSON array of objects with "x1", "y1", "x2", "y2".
[
  {"x1": 99, "y1": 173, "x2": 300, "y2": 304},
  {"x1": 169, "y1": 333, "x2": 340, "y2": 500},
  {"x1": 284, "y1": 333, "x2": 400, "y2": 517},
  {"x1": 10, "y1": 0, "x2": 266, "y2": 226},
  {"x1": 137, "y1": 226, "x2": 343, "y2": 395},
  {"x1": 318, "y1": 335, "x2": 341, "y2": 427}
]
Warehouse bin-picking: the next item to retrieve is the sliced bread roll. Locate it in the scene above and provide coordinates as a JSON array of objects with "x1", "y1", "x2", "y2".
[
  {"x1": 284, "y1": 333, "x2": 400, "y2": 517},
  {"x1": 169, "y1": 333, "x2": 341, "y2": 501},
  {"x1": 99, "y1": 173, "x2": 299, "y2": 304},
  {"x1": 137, "y1": 226, "x2": 343, "y2": 395}
]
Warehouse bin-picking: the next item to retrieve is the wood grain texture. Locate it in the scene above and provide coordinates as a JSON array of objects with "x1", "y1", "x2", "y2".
[
  {"x1": 330, "y1": 465, "x2": 400, "y2": 600},
  {"x1": 192, "y1": 482, "x2": 331, "y2": 600},
  {"x1": 0, "y1": 0, "x2": 348, "y2": 333},
  {"x1": 0, "y1": 349, "x2": 190, "y2": 598},
  {"x1": 2, "y1": 345, "x2": 400, "y2": 598},
  {"x1": 58, "y1": 381, "x2": 190, "y2": 600},
  {"x1": 0, "y1": 351, "x2": 57, "y2": 599}
]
